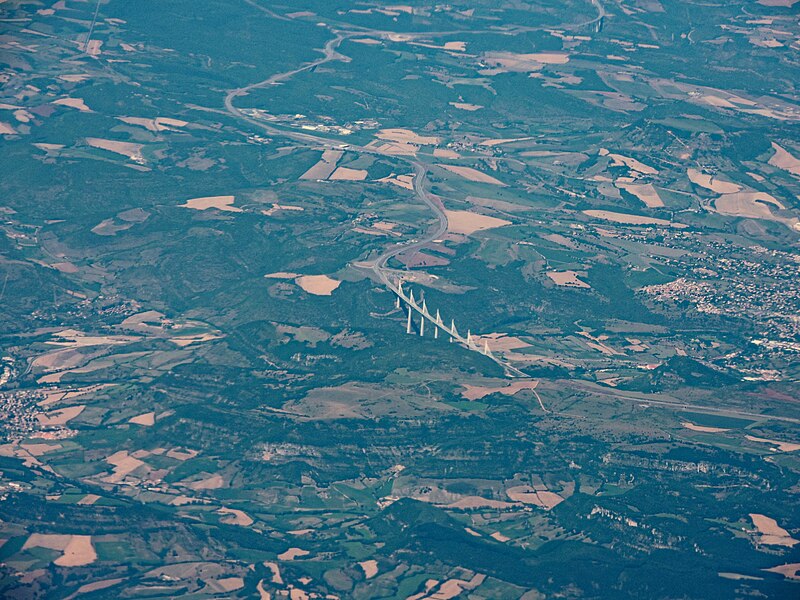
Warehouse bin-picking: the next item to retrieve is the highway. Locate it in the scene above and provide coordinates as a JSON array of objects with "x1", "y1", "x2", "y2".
[{"x1": 222, "y1": 26, "x2": 534, "y2": 377}]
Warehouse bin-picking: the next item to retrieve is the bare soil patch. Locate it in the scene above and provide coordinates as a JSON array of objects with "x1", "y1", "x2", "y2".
[
  {"x1": 330, "y1": 166, "x2": 368, "y2": 181},
  {"x1": 687, "y1": 168, "x2": 741, "y2": 193},
  {"x1": 745, "y1": 435, "x2": 800, "y2": 452},
  {"x1": 769, "y1": 142, "x2": 800, "y2": 176},
  {"x1": 683, "y1": 422, "x2": 729, "y2": 433},
  {"x1": 86, "y1": 138, "x2": 144, "y2": 162},
  {"x1": 295, "y1": 275, "x2": 341, "y2": 295},
  {"x1": 129, "y1": 412, "x2": 155, "y2": 426},
  {"x1": 750, "y1": 514, "x2": 799, "y2": 547},
  {"x1": 450, "y1": 102, "x2": 483, "y2": 111},
  {"x1": 547, "y1": 270, "x2": 590, "y2": 288},
  {"x1": 278, "y1": 547, "x2": 309, "y2": 561},
  {"x1": 180, "y1": 195, "x2": 241, "y2": 212},
  {"x1": 377, "y1": 128, "x2": 439, "y2": 145},
  {"x1": 437, "y1": 164, "x2": 505, "y2": 186},
  {"x1": 444, "y1": 210, "x2": 510, "y2": 235},
  {"x1": 37, "y1": 405, "x2": 85, "y2": 426},
  {"x1": 52, "y1": 97, "x2": 91, "y2": 112},
  {"x1": 617, "y1": 182, "x2": 664, "y2": 208},
  {"x1": 461, "y1": 380, "x2": 538, "y2": 400},
  {"x1": 300, "y1": 149, "x2": 342, "y2": 180},
  {"x1": 218, "y1": 507, "x2": 253, "y2": 526},
  {"x1": 359, "y1": 559, "x2": 378, "y2": 579}
]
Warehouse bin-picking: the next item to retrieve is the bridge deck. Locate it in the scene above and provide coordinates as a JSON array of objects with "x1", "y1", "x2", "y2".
[{"x1": 394, "y1": 283, "x2": 526, "y2": 378}]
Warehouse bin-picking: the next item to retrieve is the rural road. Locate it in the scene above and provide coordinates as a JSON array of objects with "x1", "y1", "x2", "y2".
[{"x1": 221, "y1": 3, "x2": 610, "y2": 380}]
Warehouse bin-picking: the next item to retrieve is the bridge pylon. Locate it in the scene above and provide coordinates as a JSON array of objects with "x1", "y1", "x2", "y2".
[{"x1": 406, "y1": 306, "x2": 412, "y2": 334}]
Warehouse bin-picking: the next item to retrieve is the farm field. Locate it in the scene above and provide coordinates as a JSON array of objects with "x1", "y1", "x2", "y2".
[{"x1": 0, "y1": 0, "x2": 799, "y2": 598}]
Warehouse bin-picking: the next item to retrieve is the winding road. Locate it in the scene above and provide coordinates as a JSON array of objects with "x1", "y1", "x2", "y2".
[{"x1": 221, "y1": 5, "x2": 606, "y2": 378}]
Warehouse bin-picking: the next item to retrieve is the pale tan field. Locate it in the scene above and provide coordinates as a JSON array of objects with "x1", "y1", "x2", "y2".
[
  {"x1": 437, "y1": 164, "x2": 505, "y2": 186},
  {"x1": 702, "y1": 95, "x2": 738, "y2": 109},
  {"x1": 764, "y1": 563, "x2": 800, "y2": 580},
  {"x1": 118, "y1": 116, "x2": 188, "y2": 132},
  {"x1": 461, "y1": 380, "x2": 539, "y2": 400},
  {"x1": 77, "y1": 494, "x2": 101, "y2": 505},
  {"x1": 300, "y1": 149, "x2": 342, "y2": 180},
  {"x1": 444, "y1": 210, "x2": 511, "y2": 235},
  {"x1": 351, "y1": 38, "x2": 382, "y2": 45},
  {"x1": 264, "y1": 271, "x2": 301, "y2": 279},
  {"x1": 369, "y1": 140, "x2": 419, "y2": 156},
  {"x1": 745, "y1": 435, "x2": 800, "y2": 452},
  {"x1": 359, "y1": 559, "x2": 378, "y2": 579},
  {"x1": 0, "y1": 122, "x2": 17, "y2": 134},
  {"x1": 19, "y1": 443, "x2": 62, "y2": 456},
  {"x1": 180, "y1": 195, "x2": 242, "y2": 212},
  {"x1": 52, "y1": 97, "x2": 91, "y2": 112},
  {"x1": 769, "y1": 142, "x2": 800, "y2": 176},
  {"x1": 491, "y1": 531, "x2": 511, "y2": 542},
  {"x1": 481, "y1": 51, "x2": 569, "y2": 74},
  {"x1": 449, "y1": 102, "x2": 483, "y2": 111},
  {"x1": 616, "y1": 182, "x2": 664, "y2": 208},
  {"x1": 56, "y1": 536, "x2": 97, "y2": 567},
  {"x1": 37, "y1": 405, "x2": 85, "y2": 426},
  {"x1": 187, "y1": 474, "x2": 225, "y2": 490},
  {"x1": 296, "y1": 274, "x2": 341, "y2": 295},
  {"x1": 170, "y1": 332, "x2": 221, "y2": 347},
  {"x1": 682, "y1": 422, "x2": 729, "y2": 433},
  {"x1": 262, "y1": 203, "x2": 305, "y2": 216},
  {"x1": 129, "y1": 412, "x2": 155, "y2": 426},
  {"x1": 264, "y1": 561, "x2": 283, "y2": 584},
  {"x1": 58, "y1": 74, "x2": 91, "y2": 82},
  {"x1": 423, "y1": 574, "x2": 486, "y2": 600},
  {"x1": 547, "y1": 270, "x2": 590, "y2": 288},
  {"x1": 376, "y1": 128, "x2": 439, "y2": 145},
  {"x1": 433, "y1": 148, "x2": 460, "y2": 159},
  {"x1": 373, "y1": 221, "x2": 397, "y2": 231},
  {"x1": 715, "y1": 192, "x2": 798, "y2": 230},
  {"x1": 167, "y1": 448, "x2": 199, "y2": 461},
  {"x1": 750, "y1": 514, "x2": 798, "y2": 547},
  {"x1": 104, "y1": 451, "x2": 145, "y2": 484},
  {"x1": 205, "y1": 578, "x2": 245, "y2": 594},
  {"x1": 86, "y1": 39, "x2": 102, "y2": 56},
  {"x1": 86, "y1": 137, "x2": 144, "y2": 162},
  {"x1": 65, "y1": 578, "x2": 125, "y2": 598},
  {"x1": 717, "y1": 573, "x2": 762, "y2": 581},
  {"x1": 330, "y1": 166, "x2": 368, "y2": 181},
  {"x1": 33, "y1": 143, "x2": 65, "y2": 154},
  {"x1": 51, "y1": 261, "x2": 79, "y2": 273},
  {"x1": 445, "y1": 496, "x2": 517, "y2": 509},
  {"x1": 23, "y1": 534, "x2": 96, "y2": 567},
  {"x1": 601, "y1": 150, "x2": 658, "y2": 175},
  {"x1": 218, "y1": 507, "x2": 254, "y2": 526},
  {"x1": 583, "y1": 210, "x2": 685, "y2": 228},
  {"x1": 443, "y1": 41, "x2": 466, "y2": 51},
  {"x1": 758, "y1": 0, "x2": 798, "y2": 6},
  {"x1": 278, "y1": 547, "x2": 310, "y2": 561},
  {"x1": 506, "y1": 485, "x2": 564, "y2": 509},
  {"x1": 45, "y1": 330, "x2": 136, "y2": 348},
  {"x1": 479, "y1": 137, "x2": 534, "y2": 147},
  {"x1": 687, "y1": 168, "x2": 742, "y2": 193},
  {"x1": 378, "y1": 173, "x2": 415, "y2": 190},
  {"x1": 411, "y1": 40, "x2": 466, "y2": 52}
]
